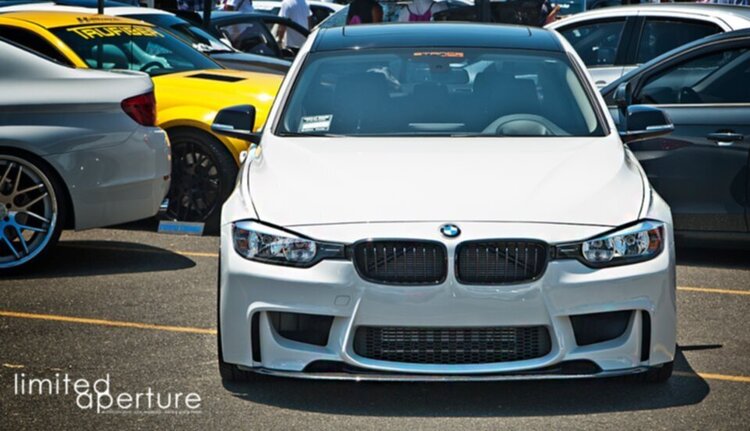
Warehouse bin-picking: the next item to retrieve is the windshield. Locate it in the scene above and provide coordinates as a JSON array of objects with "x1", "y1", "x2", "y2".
[
  {"x1": 278, "y1": 48, "x2": 604, "y2": 137},
  {"x1": 53, "y1": 23, "x2": 221, "y2": 76},
  {"x1": 125, "y1": 13, "x2": 234, "y2": 53}
]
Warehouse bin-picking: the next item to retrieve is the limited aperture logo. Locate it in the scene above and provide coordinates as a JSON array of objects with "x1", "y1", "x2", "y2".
[{"x1": 440, "y1": 224, "x2": 461, "y2": 238}]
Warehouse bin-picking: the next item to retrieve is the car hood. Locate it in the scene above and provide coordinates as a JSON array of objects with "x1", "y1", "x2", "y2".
[
  {"x1": 152, "y1": 69, "x2": 282, "y2": 130},
  {"x1": 248, "y1": 135, "x2": 645, "y2": 227}
]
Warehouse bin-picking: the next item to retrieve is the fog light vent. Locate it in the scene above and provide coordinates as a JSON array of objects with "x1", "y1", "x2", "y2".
[
  {"x1": 570, "y1": 311, "x2": 632, "y2": 346},
  {"x1": 268, "y1": 312, "x2": 334, "y2": 347}
]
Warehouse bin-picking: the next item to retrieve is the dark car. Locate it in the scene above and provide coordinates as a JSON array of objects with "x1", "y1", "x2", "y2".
[
  {"x1": 124, "y1": 11, "x2": 291, "y2": 74},
  {"x1": 602, "y1": 29, "x2": 750, "y2": 246},
  {"x1": 199, "y1": 11, "x2": 310, "y2": 59}
]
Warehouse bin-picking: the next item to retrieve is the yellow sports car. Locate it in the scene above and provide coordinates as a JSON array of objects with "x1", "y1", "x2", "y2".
[{"x1": 0, "y1": 11, "x2": 282, "y2": 229}]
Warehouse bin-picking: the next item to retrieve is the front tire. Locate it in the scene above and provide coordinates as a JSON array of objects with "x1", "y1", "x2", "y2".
[
  {"x1": 165, "y1": 129, "x2": 238, "y2": 234},
  {"x1": 0, "y1": 153, "x2": 65, "y2": 274}
]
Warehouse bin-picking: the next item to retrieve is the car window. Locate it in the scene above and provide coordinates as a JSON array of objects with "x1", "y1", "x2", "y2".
[
  {"x1": 125, "y1": 13, "x2": 234, "y2": 53},
  {"x1": 0, "y1": 25, "x2": 73, "y2": 66},
  {"x1": 218, "y1": 21, "x2": 280, "y2": 57},
  {"x1": 310, "y1": 6, "x2": 333, "y2": 28},
  {"x1": 558, "y1": 20, "x2": 626, "y2": 67},
  {"x1": 638, "y1": 47, "x2": 750, "y2": 105},
  {"x1": 278, "y1": 48, "x2": 605, "y2": 137},
  {"x1": 52, "y1": 24, "x2": 220, "y2": 76},
  {"x1": 635, "y1": 19, "x2": 721, "y2": 65}
]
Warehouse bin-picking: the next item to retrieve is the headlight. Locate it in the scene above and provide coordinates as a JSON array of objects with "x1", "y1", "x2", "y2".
[
  {"x1": 558, "y1": 220, "x2": 665, "y2": 268},
  {"x1": 232, "y1": 220, "x2": 345, "y2": 267}
]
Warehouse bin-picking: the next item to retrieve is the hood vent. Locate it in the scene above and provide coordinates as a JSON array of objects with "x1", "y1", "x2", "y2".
[{"x1": 188, "y1": 73, "x2": 245, "y2": 83}]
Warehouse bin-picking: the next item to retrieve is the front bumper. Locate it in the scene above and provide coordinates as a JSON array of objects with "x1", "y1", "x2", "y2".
[{"x1": 219, "y1": 221, "x2": 676, "y2": 379}]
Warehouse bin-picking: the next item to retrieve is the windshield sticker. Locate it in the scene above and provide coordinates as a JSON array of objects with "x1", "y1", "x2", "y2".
[
  {"x1": 413, "y1": 51, "x2": 464, "y2": 59},
  {"x1": 299, "y1": 115, "x2": 332, "y2": 133},
  {"x1": 76, "y1": 16, "x2": 122, "y2": 24},
  {"x1": 66, "y1": 25, "x2": 163, "y2": 40}
]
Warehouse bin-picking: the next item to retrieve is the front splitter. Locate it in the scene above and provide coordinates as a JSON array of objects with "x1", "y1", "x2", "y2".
[{"x1": 240, "y1": 366, "x2": 651, "y2": 382}]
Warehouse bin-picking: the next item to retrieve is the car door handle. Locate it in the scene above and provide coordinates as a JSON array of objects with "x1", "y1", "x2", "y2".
[{"x1": 707, "y1": 132, "x2": 744, "y2": 146}]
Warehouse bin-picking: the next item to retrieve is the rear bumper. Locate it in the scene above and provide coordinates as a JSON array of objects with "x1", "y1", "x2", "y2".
[{"x1": 45, "y1": 127, "x2": 171, "y2": 230}]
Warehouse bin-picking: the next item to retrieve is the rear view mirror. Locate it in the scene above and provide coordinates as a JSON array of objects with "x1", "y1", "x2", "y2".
[
  {"x1": 619, "y1": 105, "x2": 674, "y2": 144},
  {"x1": 211, "y1": 105, "x2": 260, "y2": 144}
]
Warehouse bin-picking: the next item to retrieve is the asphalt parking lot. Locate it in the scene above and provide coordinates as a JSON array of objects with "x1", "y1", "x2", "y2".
[{"x1": 1, "y1": 223, "x2": 748, "y2": 430}]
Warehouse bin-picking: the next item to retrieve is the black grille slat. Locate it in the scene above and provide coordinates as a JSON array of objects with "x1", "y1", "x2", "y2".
[
  {"x1": 457, "y1": 240, "x2": 548, "y2": 284},
  {"x1": 354, "y1": 326, "x2": 551, "y2": 364},
  {"x1": 353, "y1": 241, "x2": 446, "y2": 285}
]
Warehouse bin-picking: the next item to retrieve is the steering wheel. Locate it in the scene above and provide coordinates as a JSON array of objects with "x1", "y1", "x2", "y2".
[
  {"x1": 140, "y1": 61, "x2": 163, "y2": 73},
  {"x1": 482, "y1": 114, "x2": 569, "y2": 137}
]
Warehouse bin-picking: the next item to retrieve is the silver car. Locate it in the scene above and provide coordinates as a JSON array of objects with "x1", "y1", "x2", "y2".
[
  {"x1": 547, "y1": 4, "x2": 750, "y2": 88},
  {"x1": 0, "y1": 39, "x2": 170, "y2": 273}
]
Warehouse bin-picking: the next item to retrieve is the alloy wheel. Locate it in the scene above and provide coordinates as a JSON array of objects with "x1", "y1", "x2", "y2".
[
  {"x1": 0, "y1": 155, "x2": 57, "y2": 269},
  {"x1": 166, "y1": 142, "x2": 222, "y2": 222}
]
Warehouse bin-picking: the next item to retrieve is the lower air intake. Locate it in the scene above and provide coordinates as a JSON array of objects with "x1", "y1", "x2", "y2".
[{"x1": 354, "y1": 326, "x2": 551, "y2": 364}]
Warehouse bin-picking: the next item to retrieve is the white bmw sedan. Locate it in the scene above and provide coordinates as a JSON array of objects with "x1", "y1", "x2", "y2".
[{"x1": 215, "y1": 24, "x2": 677, "y2": 383}]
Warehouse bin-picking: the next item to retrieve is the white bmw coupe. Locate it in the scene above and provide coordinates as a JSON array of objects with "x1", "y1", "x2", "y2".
[{"x1": 214, "y1": 23, "x2": 677, "y2": 383}]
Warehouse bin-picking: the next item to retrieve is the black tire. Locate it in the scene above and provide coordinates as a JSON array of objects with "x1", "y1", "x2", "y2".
[
  {"x1": 0, "y1": 152, "x2": 66, "y2": 275},
  {"x1": 217, "y1": 252, "x2": 261, "y2": 383},
  {"x1": 164, "y1": 128, "x2": 238, "y2": 234},
  {"x1": 634, "y1": 361, "x2": 674, "y2": 383}
]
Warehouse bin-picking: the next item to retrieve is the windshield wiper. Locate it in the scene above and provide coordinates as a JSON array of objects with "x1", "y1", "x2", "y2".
[{"x1": 277, "y1": 132, "x2": 343, "y2": 137}]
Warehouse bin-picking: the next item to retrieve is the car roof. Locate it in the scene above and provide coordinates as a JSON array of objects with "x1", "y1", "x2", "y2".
[
  {"x1": 0, "y1": 3, "x2": 167, "y2": 16},
  {"x1": 0, "y1": 0, "x2": 133, "y2": 8},
  {"x1": 602, "y1": 27, "x2": 750, "y2": 95},
  {"x1": 312, "y1": 23, "x2": 563, "y2": 52},
  {"x1": 551, "y1": 3, "x2": 750, "y2": 27},
  {"x1": 0, "y1": 10, "x2": 151, "y2": 28}
]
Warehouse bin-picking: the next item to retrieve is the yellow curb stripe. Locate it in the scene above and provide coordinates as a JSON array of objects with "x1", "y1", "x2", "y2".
[
  {"x1": 0, "y1": 311, "x2": 217, "y2": 335},
  {"x1": 675, "y1": 371, "x2": 750, "y2": 383},
  {"x1": 677, "y1": 286, "x2": 750, "y2": 296},
  {"x1": 2, "y1": 310, "x2": 750, "y2": 384}
]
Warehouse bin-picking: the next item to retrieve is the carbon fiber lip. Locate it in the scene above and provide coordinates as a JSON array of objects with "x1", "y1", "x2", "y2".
[{"x1": 238, "y1": 366, "x2": 651, "y2": 382}]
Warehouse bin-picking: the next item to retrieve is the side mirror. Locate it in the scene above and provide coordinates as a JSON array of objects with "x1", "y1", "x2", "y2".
[
  {"x1": 619, "y1": 105, "x2": 674, "y2": 144},
  {"x1": 211, "y1": 105, "x2": 260, "y2": 144},
  {"x1": 613, "y1": 81, "x2": 633, "y2": 125}
]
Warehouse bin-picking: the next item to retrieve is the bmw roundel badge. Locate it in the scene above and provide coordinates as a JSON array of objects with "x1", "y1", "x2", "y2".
[{"x1": 440, "y1": 224, "x2": 461, "y2": 238}]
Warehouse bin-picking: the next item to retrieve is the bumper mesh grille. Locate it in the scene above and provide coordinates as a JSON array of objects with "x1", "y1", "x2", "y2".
[
  {"x1": 352, "y1": 241, "x2": 447, "y2": 285},
  {"x1": 456, "y1": 240, "x2": 548, "y2": 284},
  {"x1": 354, "y1": 326, "x2": 551, "y2": 364}
]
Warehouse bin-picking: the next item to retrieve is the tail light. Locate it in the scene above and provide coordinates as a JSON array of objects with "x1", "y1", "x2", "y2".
[{"x1": 121, "y1": 92, "x2": 156, "y2": 126}]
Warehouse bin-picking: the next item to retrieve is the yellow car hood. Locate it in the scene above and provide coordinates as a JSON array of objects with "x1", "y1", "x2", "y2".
[{"x1": 152, "y1": 68, "x2": 282, "y2": 131}]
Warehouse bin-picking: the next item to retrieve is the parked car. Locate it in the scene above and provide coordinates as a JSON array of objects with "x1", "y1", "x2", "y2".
[
  {"x1": 602, "y1": 29, "x2": 750, "y2": 246},
  {"x1": 202, "y1": 11, "x2": 310, "y2": 59},
  {"x1": 252, "y1": 0, "x2": 343, "y2": 28},
  {"x1": 0, "y1": 11, "x2": 283, "y2": 229},
  {"x1": 547, "y1": 4, "x2": 750, "y2": 87},
  {"x1": 214, "y1": 23, "x2": 677, "y2": 383},
  {"x1": 0, "y1": 38, "x2": 170, "y2": 272},
  {"x1": 0, "y1": 1, "x2": 293, "y2": 74}
]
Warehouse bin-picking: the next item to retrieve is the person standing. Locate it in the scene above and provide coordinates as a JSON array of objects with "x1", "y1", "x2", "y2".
[
  {"x1": 223, "y1": 0, "x2": 254, "y2": 12},
  {"x1": 277, "y1": 0, "x2": 311, "y2": 49},
  {"x1": 346, "y1": 0, "x2": 383, "y2": 25},
  {"x1": 397, "y1": 0, "x2": 446, "y2": 22}
]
